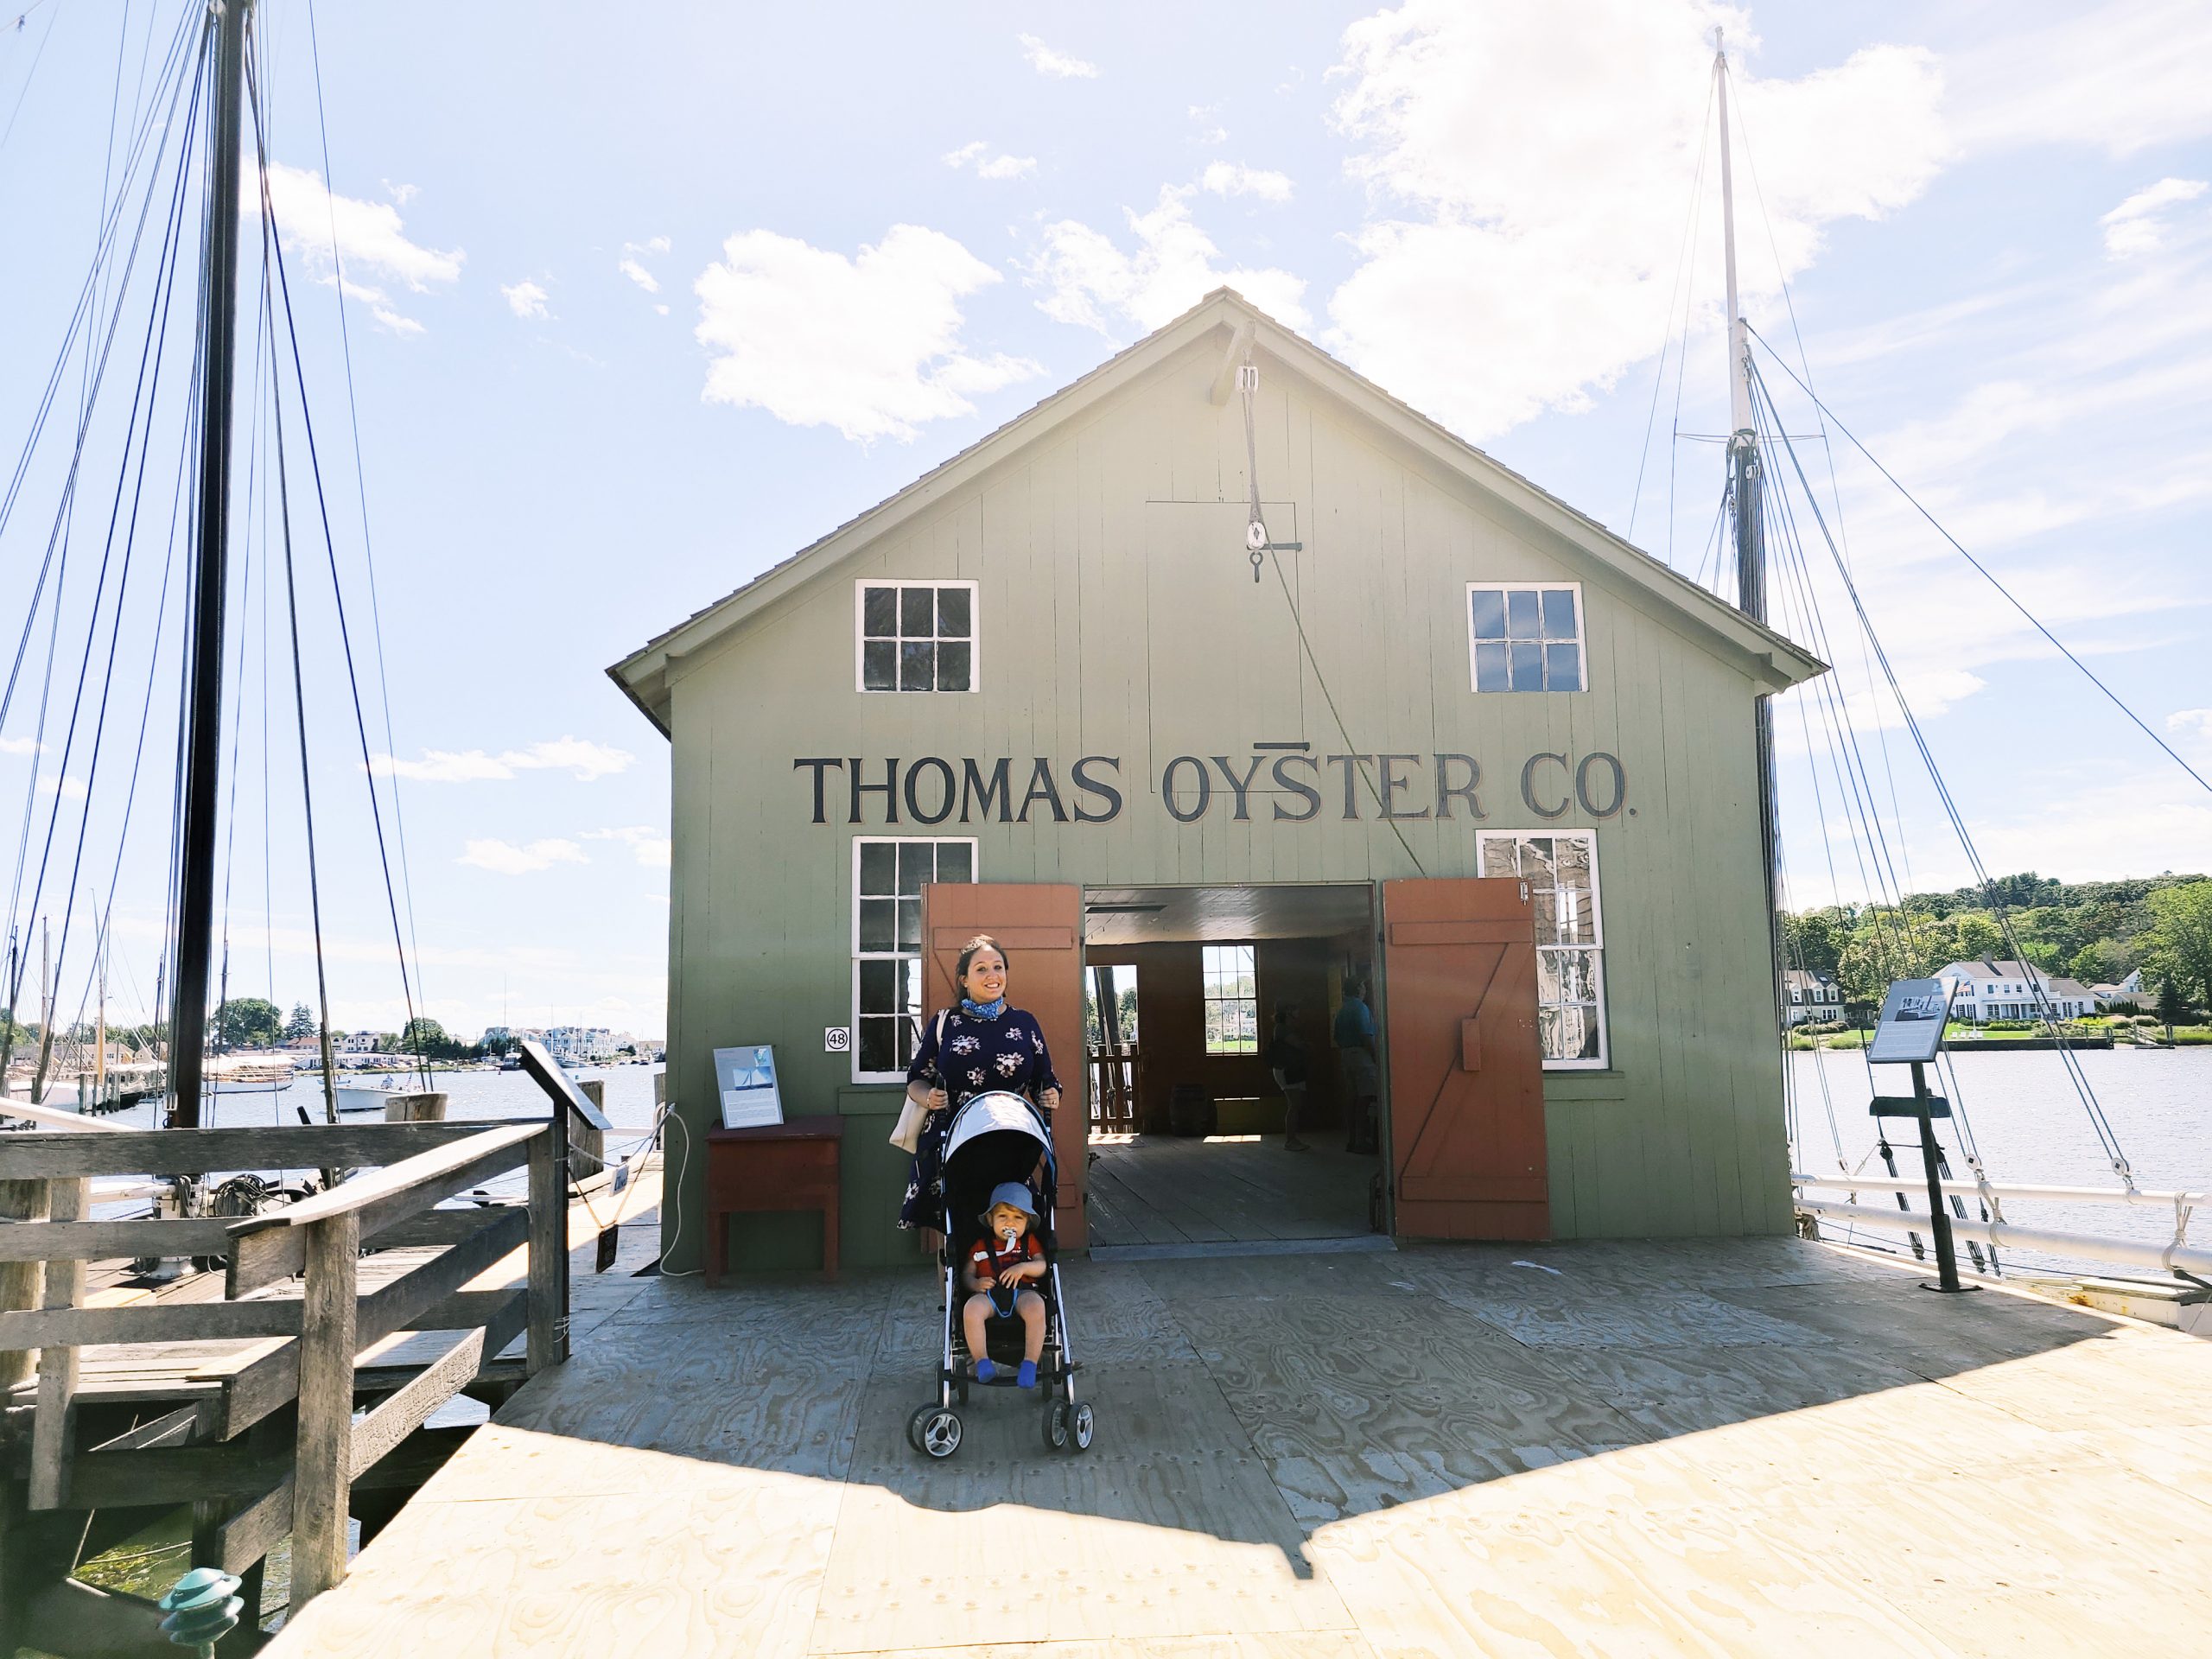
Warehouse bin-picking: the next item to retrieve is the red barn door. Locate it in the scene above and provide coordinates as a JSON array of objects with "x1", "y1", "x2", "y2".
[
  {"x1": 921, "y1": 882, "x2": 1087, "y2": 1247},
  {"x1": 1382, "y1": 877, "x2": 1549, "y2": 1240}
]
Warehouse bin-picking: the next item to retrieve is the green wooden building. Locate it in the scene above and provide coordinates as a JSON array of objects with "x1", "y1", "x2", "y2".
[{"x1": 610, "y1": 289, "x2": 1824, "y2": 1274}]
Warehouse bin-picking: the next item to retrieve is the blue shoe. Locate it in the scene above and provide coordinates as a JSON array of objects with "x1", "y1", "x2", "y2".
[
  {"x1": 1017, "y1": 1359, "x2": 1038, "y2": 1390},
  {"x1": 974, "y1": 1358, "x2": 995, "y2": 1382}
]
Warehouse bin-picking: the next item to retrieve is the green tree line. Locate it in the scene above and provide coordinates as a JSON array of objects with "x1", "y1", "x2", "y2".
[{"x1": 1783, "y1": 872, "x2": 2212, "y2": 1014}]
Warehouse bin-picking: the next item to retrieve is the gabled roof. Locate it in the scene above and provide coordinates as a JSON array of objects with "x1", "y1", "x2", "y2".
[{"x1": 609, "y1": 289, "x2": 1826, "y2": 734}]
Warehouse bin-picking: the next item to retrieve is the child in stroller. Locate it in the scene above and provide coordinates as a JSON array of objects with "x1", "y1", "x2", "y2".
[
  {"x1": 966, "y1": 1182, "x2": 1047, "y2": 1389},
  {"x1": 906, "y1": 1090, "x2": 1096, "y2": 1460}
]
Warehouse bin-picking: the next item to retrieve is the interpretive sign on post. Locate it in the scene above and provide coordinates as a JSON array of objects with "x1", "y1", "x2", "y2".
[
  {"x1": 1865, "y1": 977, "x2": 1974, "y2": 1294},
  {"x1": 1867, "y1": 977, "x2": 1951, "y2": 1065}
]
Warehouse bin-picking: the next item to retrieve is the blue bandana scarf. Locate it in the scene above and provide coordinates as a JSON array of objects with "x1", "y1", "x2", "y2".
[{"x1": 960, "y1": 996, "x2": 1007, "y2": 1020}]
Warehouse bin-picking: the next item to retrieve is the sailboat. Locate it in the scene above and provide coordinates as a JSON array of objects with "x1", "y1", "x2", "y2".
[{"x1": 0, "y1": 0, "x2": 436, "y2": 1156}]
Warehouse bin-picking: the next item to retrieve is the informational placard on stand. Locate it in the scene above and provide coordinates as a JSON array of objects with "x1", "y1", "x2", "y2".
[
  {"x1": 714, "y1": 1045, "x2": 784, "y2": 1130},
  {"x1": 1867, "y1": 977, "x2": 1954, "y2": 1065}
]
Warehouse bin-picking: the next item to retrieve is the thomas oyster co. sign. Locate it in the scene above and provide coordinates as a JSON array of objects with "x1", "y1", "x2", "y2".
[{"x1": 793, "y1": 744, "x2": 1628, "y2": 826}]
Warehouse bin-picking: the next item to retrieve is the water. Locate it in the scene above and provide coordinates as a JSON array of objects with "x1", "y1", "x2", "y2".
[
  {"x1": 82, "y1": 1065, "x2": 664, "y2": 1208},
  {"x1": 1790, "y1": 1046, "x2": 2212, "y2": 1274}
]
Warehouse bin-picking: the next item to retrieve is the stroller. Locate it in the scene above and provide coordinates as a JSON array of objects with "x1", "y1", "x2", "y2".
[{"x1": 906, "y1": 1090, "x2": 1096, "y2": 1459}]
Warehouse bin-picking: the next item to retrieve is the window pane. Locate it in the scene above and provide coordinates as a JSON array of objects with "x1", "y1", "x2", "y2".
[
  {"x1": 899, "y1": 641, "x2": 935, "y2": 691},
  {"x1": 859, "y1": 1016, "x2": 899, "y2": 1075},
  {"x1": 862, "y1": 639, "x2": 897, "y2": 690},
  {"x1": 1571, "y1": 1011, "x2": 1601, "y2": 1061},
  {"x1": 1544, "y1": 643, "x2": 1583, "y2": 691},
  {"x1": 896, "y1": 842, "x2": 931, "y2": 894},
  {"x1": 1508, "y1": 641, "x2": 1544, "y2": 690},
  {"x1": 1537, "y1": 950, "x2": 1567, "y2": 1005},
  {"x1": 1560, "y1": 889, "x2": 1595, "y2": 944},
  {"x1": 1537, "y1": 1007, "x2": 1564, "y2": 1061},
  {"x1": 1470, "y1": 588, "x2": 1506, "y2": 639},
  {"x1": 897, "y1": 898, "x2": 921, "y2": 950},
  {"x1": 937, "y1": 641, "x2": 971, "y2": 692},
  {"x1": 1506, "y1": 589, "x2": 1541, "y2": 639},
  {"x1": 1554, "y1": 835, "x2": 1590, "y2": 888},
  {"x1": 938, "y1": 842, "x2": 973, "y2": 884},
  {"x1": 863, "y1": 587, "x2": 897, "y2": 637},
  {"x1": 896, "y1": 1017, "x2": 917, "y2": 1070},
  {"x1": 1540, "y1": 588, "x2": 1578, "y2": 639},
  {"x1": 937, "y1": 586, "x2": 971, "y2": 638},
  {"x1": 1532, "y1": 888, "x2": 1559, "y2": 942},
  {"x1": 859, "y1": 958, "x2": 899, "y2": 1014},
  {"x1": 900, "y1": 586, "x2": 934, "y2": 637},
  {"x1": 900, "y1": 957, "x2": 922, "y2": 1015},
  {"x1": 1523, "y1": 837, "x2": 1554, "y2": 882},
  {"x1": 1474, "y1": 641, "x2": 1510, "y2": 692},
  {"x1": 1562, "y1": 950, "x2": 1599, "y2": 1002},
  {"x1": 858, "y1": 898, "x2": 895, "y2": 953},
  {"x1": 859, "y1": 842, "x2": 895, "y2": 895},
  {"x1": 1480, "y1": 840, "x2": 1518, "y2": 879}
]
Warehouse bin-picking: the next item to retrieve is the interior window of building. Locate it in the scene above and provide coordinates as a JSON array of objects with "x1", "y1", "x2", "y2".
[
  {"x1": 1466, "y1": 582, "x2": 1585, "y2": 692},
  {"x1": 856, "y1": 580, "x2": 976, "y2": 692},
  {"x1": 1200, "y1": 944, "x2": 1258, "y2": 1055},
  {"x1": 1479, "y1": 830, "x2": 1607, "y2": 1066},
  {"x1": 852, "y1": 836, "x2": 976, "y2": 1079}
]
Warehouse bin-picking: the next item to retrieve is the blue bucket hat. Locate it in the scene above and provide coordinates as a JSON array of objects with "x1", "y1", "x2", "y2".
[{"x1": 982, "y1": 1181, "x2": 1038, "y2": 1225}]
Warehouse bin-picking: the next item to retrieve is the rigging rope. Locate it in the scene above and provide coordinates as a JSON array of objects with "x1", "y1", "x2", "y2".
[
  {"x1": 1749, "y1": 325, "x2": 2212, "y2": 803},
  {"x1": 1745, "y1": 353, "x2": 2137, "y2": 1185}
]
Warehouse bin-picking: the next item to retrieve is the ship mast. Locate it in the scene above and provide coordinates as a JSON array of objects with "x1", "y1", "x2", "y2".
[
  {"x1": 168, "y1": 0, "x2": 254, "y2": 1127},
  {"x1": 1713, "y1": 34, "x2": 1784, "y2": 1024}
]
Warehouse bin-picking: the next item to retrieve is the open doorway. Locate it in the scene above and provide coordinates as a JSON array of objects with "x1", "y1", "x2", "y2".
[{"x1": 1081, "y1": 883, "x2": 1384, "y2": 1255}]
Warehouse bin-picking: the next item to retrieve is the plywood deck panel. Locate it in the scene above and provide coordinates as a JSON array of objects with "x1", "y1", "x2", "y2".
[{"x1": 270, "y1": 1224, "x2": 2212, "y2": 1657}]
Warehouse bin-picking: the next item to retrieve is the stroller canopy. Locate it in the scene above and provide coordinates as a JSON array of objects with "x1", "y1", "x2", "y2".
[{"x1": 944, "y1": 1090, "x2": 1050, "y2": 1166}]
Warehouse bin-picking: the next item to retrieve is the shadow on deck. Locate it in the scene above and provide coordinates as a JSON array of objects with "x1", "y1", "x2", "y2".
[{"x1": 265, "y1": 1223, "x2": 2212, "y2": 1656}]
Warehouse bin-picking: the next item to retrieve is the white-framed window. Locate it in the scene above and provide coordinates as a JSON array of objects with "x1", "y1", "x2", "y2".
[
  {"x1": 855, "y1": 579, "x2": 977, "y2": 693},
  {"x1": 1479, "y1": 829, "x2": 1607, "y2": 1069},
  {"x1": 1200, "y1": 944, "x2": 1258, "y2": 1055},
  {"x1": 851, "y1": 836, "x2": 977, "y2": 1082},
  {"x1": 1467, "y1": 582, "x2": 1585, "y2": 693}
]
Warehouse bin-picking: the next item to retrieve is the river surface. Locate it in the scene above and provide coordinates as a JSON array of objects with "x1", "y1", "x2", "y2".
[{"x1": 1790, "y1": 1046, "x2": 2212, "y2": 1274}]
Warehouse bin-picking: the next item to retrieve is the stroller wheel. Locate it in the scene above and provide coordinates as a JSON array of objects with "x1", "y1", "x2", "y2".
[
  {"x1": 1043, "y1": 1403, "x2": 1070, "y2": 1452},
  {"x1": 905, "y1": 1403, "x2": 932, "y2": 1452},
  {"x1": 1069, "y1": 1401, "x2": 1096, "y2": 1452},
  {"x1": 916, "y1": 1406, "x2": 963, "y2": 1459}
]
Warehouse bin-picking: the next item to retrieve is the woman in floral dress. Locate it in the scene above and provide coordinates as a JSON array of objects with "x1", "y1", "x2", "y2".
[{"x1": 899, "y1": 933, "x2": 1061, "y2": 1236}]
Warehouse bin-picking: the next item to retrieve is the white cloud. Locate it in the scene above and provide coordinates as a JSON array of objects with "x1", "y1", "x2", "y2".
[
  {"x1": 35, "y1": 774, "x2": 85, "y2": 799},
  {"x1": 1323, "y1": 0, "x2": 1947, "y2": 440},
  {"x1": 944, "y1": 141, "x2": 1038, "y2": 181},
  {"x1": 695, "y1": 224, "x2": 1043, "y2": 442},
  {"x1": 2101, "y1": 178, "x2": 2208, "y2": 258},
  {"x1": 1200, "y1": 162, "x2": 1294, "y2": 203},
  {"x1": 457, "y1": 838, "x2": 588, "y2": 875},
  {"x1": 2171, "y1": 709, "x2": 2212, "y2": 745},
  {"x1": 0, "y1": 736, "x2": 42, "y2": 756},
  {"x1": 619, "y1": 237, "x2": 671, "y2": 295},
  {"x1": 1030, "y1": 185, "x2": 1310, "y2": 338},
  {"x1": 253, "y1": 161, "x2": 463, "y2": 335},
  {"x1": 368, "y1": 737, "x2": 635, "y2": 784},
  {"x1": 501, "y1": 279, "x2": 552, "y2": 321},
  {"x1": 1188, "y1": 104, "x2": 1228, "y2": 145},
  {"x1": 585, "y1": 825, "x2": 673, "y2": 868},
  {"x1": 1020, "y1": 33, "x2": 1098, "y2": 79},
  {"x1": 1948, "y1": 1, "x2": 2212, "y2": 158},
  {"x1": 383, "y1": 179, "x2": 418, "y2": 206}
]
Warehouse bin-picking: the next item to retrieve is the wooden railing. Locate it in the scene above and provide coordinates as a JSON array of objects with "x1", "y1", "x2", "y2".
[
  {"x1": 1087, "y1": 1045, "x2": 1140, "y2": 1130},
  {"x1": 0, "y1": 1112, "x2": 568, "y2": 1622}
]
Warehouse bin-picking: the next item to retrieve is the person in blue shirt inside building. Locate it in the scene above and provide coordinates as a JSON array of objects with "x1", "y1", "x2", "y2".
[{"x1": 1333, "y1": 977, "x2": 1379, "y2": 1155}]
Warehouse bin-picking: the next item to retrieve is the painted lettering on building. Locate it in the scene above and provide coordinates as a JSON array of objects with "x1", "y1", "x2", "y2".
[{"x1": 792, "y1": 746, "x2": 1628, "y2": 826}]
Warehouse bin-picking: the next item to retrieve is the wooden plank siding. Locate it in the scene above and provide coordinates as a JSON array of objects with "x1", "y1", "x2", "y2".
[{"x1": 650, "y1": 315, "x2": 1801, "y2": 1270}]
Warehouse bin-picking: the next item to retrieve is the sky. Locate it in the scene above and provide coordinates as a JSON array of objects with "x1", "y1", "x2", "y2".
[{"x1": 0, "y1": 0, "x2": 2208, "y2": 1038}]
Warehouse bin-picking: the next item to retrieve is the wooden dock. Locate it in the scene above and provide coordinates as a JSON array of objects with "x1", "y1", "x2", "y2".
[{"x1": 264, "y1": 1221, "x2": 2212, "y2": 1656}]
